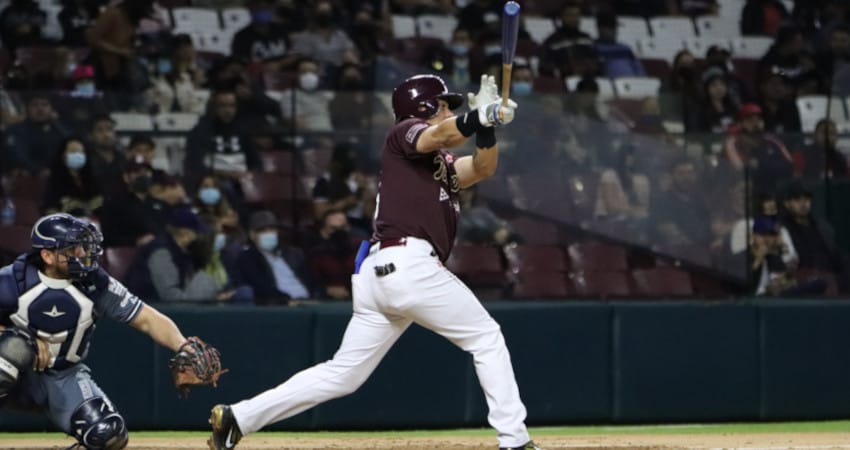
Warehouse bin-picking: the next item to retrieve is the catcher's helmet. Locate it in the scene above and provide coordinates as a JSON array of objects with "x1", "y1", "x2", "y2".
[
  {"x1": 32, "y1": 213, "x2": 103, "y2": 277},
  {"x1": 391, "y1": 74, "x2": 464, "y2": 122}
]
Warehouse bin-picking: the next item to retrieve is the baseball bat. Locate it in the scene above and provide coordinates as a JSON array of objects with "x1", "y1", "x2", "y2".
[{"x1": 501, "y1": 1, "x2": 521, "y2": 106}]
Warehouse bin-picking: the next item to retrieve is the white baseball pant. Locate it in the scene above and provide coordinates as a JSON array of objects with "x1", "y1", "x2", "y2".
[{"x1": 230, "y1": 236, "x2": 530, "y2": 448}]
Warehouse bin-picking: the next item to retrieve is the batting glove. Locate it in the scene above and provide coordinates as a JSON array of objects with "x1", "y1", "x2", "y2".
[
  {"x1": 467, "y1": 74, "x2": 499, "y2": 110},
  {"x1": 478, "y1": 99, "x2": 518, "y2": 127}
]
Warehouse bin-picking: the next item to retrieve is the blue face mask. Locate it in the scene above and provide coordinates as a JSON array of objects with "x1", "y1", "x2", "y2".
[
  {"x1": 257, "y1": 231, "x2": 278, "y2": 251},
  {"x1": 450, "y1": 43, "x2": 469, "y2": 56},
  {"x1": 74, "y1": 82, "x2": 96, "y2": 97},
  {"x1": 512, "y1": 81, "x2": 533, "y2": 96},
  {"x1": 65, "y1": 152, "x2": 86, "y2": 170},
  {"x1": 213, "y1": 232, "x2": 227, "y2": 252},
  {"x1": 199, "y1": 187, "x2": 221, "y2": 205},
  {"x1": 252, "y1": 10, "x2": 273, "y2": 23},
  {"x1": 157, "y1": 58, "x2": 172, "y2": 75}
]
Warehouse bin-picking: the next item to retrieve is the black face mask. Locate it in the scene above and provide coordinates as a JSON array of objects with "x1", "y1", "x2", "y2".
[
  {"x1": 130, "y1": 174, "x2": 152, "y2": 193},
  {"x1": 315, "y1": 13, "x2": 332, "y2": 28},
  {"x1": 329, "y1": 229, "x2": 350, "y2": 253}
]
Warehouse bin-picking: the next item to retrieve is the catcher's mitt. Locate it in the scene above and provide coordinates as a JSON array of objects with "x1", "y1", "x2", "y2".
[{"x1": 168, "y1": 337, "x2": 228, "y2": 398}]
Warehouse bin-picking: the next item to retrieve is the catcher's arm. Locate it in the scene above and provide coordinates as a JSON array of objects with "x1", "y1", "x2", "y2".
[{"x1": 129, "y1": 303, "x2": 187, "y2": 352}]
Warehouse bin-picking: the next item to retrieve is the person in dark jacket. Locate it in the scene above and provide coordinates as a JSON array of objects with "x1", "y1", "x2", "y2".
[
  {"x1": 234, "y1": 210, "x2": 313, "y2": 305},
  {"x1": 2, "y1": 94, "x2": 70, "y2": 176},
  {"x1": 183, "y1": 88, "x2": 262, "y2": 193}
]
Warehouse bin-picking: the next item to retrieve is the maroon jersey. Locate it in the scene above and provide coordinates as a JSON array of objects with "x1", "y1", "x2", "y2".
[{"x1": 372, "y1": 118, "x2": 461, "y2": 261}]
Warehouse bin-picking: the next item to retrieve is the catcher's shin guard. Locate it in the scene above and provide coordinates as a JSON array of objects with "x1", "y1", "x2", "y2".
[
  {"x1": 0, "y1": 328, "x2": 35, "y2": 401},
  {"x1": 208, "y1": 404, "x2": 242, "y2": 450}
]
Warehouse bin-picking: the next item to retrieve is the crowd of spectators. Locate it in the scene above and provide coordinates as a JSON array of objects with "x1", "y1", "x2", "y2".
[{"x1": 0, "y1": 0, "x2": 849, "y2": 301}]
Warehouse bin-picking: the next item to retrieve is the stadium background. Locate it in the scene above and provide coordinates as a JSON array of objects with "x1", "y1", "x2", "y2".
[{"x1": 2, "y1": 0, "x2": 850, "y2": 437}]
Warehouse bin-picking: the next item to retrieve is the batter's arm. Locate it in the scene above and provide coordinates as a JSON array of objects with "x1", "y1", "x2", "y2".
[
  {"x1": 415, "y1": 117, "x2": 469, "y2": 154},
  {"x1": 129, "y1": 303, "x2": 188, "y2": 352},
  {"x1": 454, "y1": 142, "x2": 499, "y2": 189}
]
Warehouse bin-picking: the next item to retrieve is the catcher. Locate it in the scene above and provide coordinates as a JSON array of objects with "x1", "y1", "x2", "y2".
[{"x1": 0, "y1": 213, "x2": 225, "y2": 450}]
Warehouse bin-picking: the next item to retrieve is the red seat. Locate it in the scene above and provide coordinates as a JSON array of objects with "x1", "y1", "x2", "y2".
[
  {"x1": 8, "y1": 172, "x2": 46, "y2": 202},
  {"x1": 445, "y1": 245, "x2": 507, "y2": 289},
  {"x1": 631, "y1": 267, "x2": 694, "y2": 297},
  {"x1": 263, "y1": 71, "x2": 297, "y2": 90},
  {"x1": 12, "y1": 198, "x2": 41, "y2": 227},
  {"x1": 570, "y1": 270, "x2": 632, "y2": 298},
  {"x1": 640, "y1": 58, "x2": 671, "y2": 80},
  {"x1": 507, "y1": 175, "x2": 572, "y2": 222},
  {"x1": 299, "y1": 147, "x2": 332, "y2": 176},
  {"x1": 103, "y1": 246, "x2": 138, "y2": 283},
  {"x1": 568, "y1": 242, "x2": 628, "y2": 271},
  {"x1": 533, "y1": 75, "x2": 566, "y2": 94},
  {"x1": 565, "y1": 173, "x2": 598, "y2": 223},
  {"x1": 512, "y1": 272, "x2": 573, "y2": 299},
  {"x1": 507, "y1": 216, "x2": 561, "y2": 245},
  {"x1": 504, "y1": 244, "x2": 569, "y2": 274},
  {"x1": 240, "y1": 172, "x2": 311, "y2": 222},
  {"x1": 0, "y1": 225, "x2": 33, "y2": 265},
  {"x1": 260, "y1": 150, "x2": 296, "y2": 174}
]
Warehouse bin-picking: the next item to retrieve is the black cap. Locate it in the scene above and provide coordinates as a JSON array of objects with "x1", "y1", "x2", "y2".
[{"x1": 784, "y1": 182, "x2": 812, "y2": 200}]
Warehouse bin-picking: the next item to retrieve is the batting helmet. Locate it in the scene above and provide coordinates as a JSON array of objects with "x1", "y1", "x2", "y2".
[
  {"x1": 32, "y1": 213, "x2": 103, "y2": 277},
  {"x1": 391, "y1": 74, "x2": 464, "y2": 122}
]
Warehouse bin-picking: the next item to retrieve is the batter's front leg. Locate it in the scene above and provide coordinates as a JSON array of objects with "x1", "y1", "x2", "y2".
[{"x1": 231, "y1": 311, "x2": 411, "y2": 434}]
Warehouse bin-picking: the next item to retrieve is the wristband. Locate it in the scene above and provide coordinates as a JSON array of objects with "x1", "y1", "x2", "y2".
[
  {"x1": 476, "y1": 127, "x2": 496, "y2": 148},
  {"x1": 455, "y1": 111, "x2": 485, "y2": 137}
]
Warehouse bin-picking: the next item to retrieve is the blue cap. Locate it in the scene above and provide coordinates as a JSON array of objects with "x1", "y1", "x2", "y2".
[
  {"x1": 752, "y1": 216, "x2": 778, "y2": 235},
  {"x1": 168, "y1": 206, "x2": 208, "y2": 233}
]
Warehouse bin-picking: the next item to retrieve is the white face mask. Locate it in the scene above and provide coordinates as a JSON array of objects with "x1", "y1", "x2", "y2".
[{"x1": 299, "y1": 72, "x2": 319, "y2": 91}]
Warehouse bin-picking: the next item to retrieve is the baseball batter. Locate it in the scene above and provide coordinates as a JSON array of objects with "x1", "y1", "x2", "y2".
[
  {"x1": 0, "y1": 213, "x2": 209, "y2": 449},
  {"x1": 209, "y1": 74, "x2": 540, "y2": 450}
]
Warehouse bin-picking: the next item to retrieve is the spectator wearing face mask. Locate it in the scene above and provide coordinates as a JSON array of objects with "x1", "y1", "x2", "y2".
[
  {"x1": 304, "y1": 209, "x2": 368, "y2": 300},
  {"x1": 510, "y1": 64, "x2": 535, "y2": 97},
  {"x1": 127, "y1": 205, "x2": 237, "y2": 302},
  {"x1": 328, "y1": 63, "x2": 392, "y2": 132},
  {"x1": 291, "y1": 0, "x2": 358, "y2": 68},
  {"x1": 148, "y1": 34, "x2": 208, "y2": 114},
  {"x1": 99, "y1": 159, "x2": 162, "y2": 247},
  {"x1": 231, "y1": 0, "x2": 298, "y2": 70},
  {"x1": 278, "y1": 57, "x2": 334, "y2": 132},
  {"x1": 193, "y1": 173, "x2": 245, "y2": 249},
  {"x1": 3, "y1": 94, "x2": 71, "y2": 178},
  {"x1": 41, "y1": 136, "x2": 105, "y2": 216},
  {"x1": 233, "y1": 210, "x2": 314, "y2": 305}
]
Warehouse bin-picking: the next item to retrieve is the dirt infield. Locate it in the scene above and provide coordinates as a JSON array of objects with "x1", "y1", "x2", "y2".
[{"x1": 5, "y1": 433, "x2": 850, "y2": 450}]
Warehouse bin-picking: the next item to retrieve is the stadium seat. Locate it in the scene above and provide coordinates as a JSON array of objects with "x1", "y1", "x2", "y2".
[
  {"x1": 507, "y1": 216, "x2": 562, "y2": 245},
  {"x1": 640, "y1": 58, "x2": 671, "y2": 80},
  {"x1": 12, "y1": 198, "x2": 40, "y2": 227},
  {"x1": 636, "y1": 37, "x2": 685, "y2": 62},
  {"x1": 391, "y1": 14, "x2": 417, "y2": 39},
  {"x1": 533, "y1": 75, "x2": 566, "y2": 93},
  {"x1": 524, "y1": 16, "x2": 555, "y2": 44},
  {"x1": 579, "y1": 16, "x2": 597, "y2": 39},
  {"x1": 683, "y1": 36, "x2": 732, "y2": 58},
  {"x1": 221, "y1": 7, "x2": 251, "y2": 32},
  {"x1": 111, "y1": 113, "x2": 154, "y2": 132},
  {"x1": 649, "y1": 16, "x2": 696, "y2": 39},
  {"x1": 171, "y1": 7, "x2": 221, "y2": 33},
  {"x1": 570, "y1": 270, "x2": 632, "y2": 297},
  {"x1": 445, "y1": 245, "x2": 508, "y2": 289},
  {"x1": 729, "y1": 36, "x2": 773, "y2": 59},
  {"x1": 191, "y1": 30, "x2": 234, "y2": 56},
  {"x1": 42, "y1": 4, "x2": 63, "y2": 41},
  {"x1": 416, "y1": 14, "x2": 457, "y2": 43},
  {"x1": 154, "y1": 112, "x2": 199, "y2": 131},
  {"x1": 299, "y1": 147, "x2": 333, "y2": 176},
  {"x1": 103, "y1": 246, "x2": 138, "y2": 284},
  {"x1": 260, "y1": 150, "x2": 295, "y2": 174},
  {"x1": 565, "y1": 76, "x2": 615, "y2": 99},
  {"x1": 614, "y1": 76, "x2": 661, "y2": 99},
  {"x1": 511, "y1": 272, "x2": 573, "y2": 299},
  {"x1": 0, "y1": 225, "x2": 33, "y2": 262},
  {"x1": 717, "y1": 0, "x2": 743, "y2": 18},
  {"x1": 504, "y1": 244, "x2": 569, "y2": 274},
  {"x1": 796, "y1": 95, "x2": 848, "y2": 133},
  {"x1": 695, "y1": 15, "x2": 740, "y2": 37},
  {"x1": 617, "y1": 16, "x2": 651, "y2": 42},
  {"x1": 7, "y1": 173, "x2": 45, "y2": 203},
  {"x1": 507, "y1": 175, "x2": 572, "y2": 223},
  {"x1": 240, "y1": 172, "x2": 308, "y2": 203},
  {"x1": 631, "y1": 267, "x2": 694, "y2": 297},
  {"x1": 568, "y1": 242, "x2": 628, "y2": 271}
]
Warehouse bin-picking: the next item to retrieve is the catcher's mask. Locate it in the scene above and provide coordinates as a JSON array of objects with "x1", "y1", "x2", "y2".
[{"x1": 31, "y1": 213, "x2": 103, "y2": 278}]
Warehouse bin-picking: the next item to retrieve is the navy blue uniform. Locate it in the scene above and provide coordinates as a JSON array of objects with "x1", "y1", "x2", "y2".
[{"x1": 0, "y1": 254, "x2": 143, "y2": 432}]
